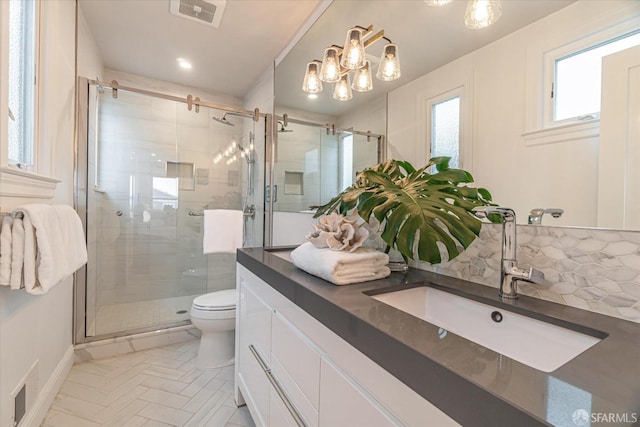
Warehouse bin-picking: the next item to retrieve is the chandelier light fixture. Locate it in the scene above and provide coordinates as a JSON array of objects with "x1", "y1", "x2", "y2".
[
  {"x1": 424, "y1": 0, "x2": 453, "y2": 6},
  {"x1": 464, "y1": 0, "x2": 502, "y2": 29},
  {"x1": 302, "y1": 24, "x2": 401, "y2": 102},
  {"x1": 425, "y1": 0, "x2": 503, "y2": 30}
]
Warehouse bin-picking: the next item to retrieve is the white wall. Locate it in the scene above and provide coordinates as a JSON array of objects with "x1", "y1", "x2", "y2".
[
  {"x1": 387, "y1": 1, "x2": 637, "y2": 228},
  {"x1": 77, "y1": 8, "x2": 104, "y2": 81},
  {"x1": 0, "y1": 1, "x2": 76, "y2": 426}
]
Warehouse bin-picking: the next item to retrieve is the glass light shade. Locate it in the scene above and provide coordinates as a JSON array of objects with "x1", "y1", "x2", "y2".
[
  {"x1": 302, "y1": 61, "x2": 323, "y2": 93},
  {"x1": 376, "y1": 43, "x2": 401, "y2": 81},
  {"x1": 333, "y1": 74, "x2": 353, "y2": 101},
  {"x1": 464, "y1": 0, "x2": 502, "y2": 29},
  {"x1": 320, "y1": 47, "x2": 341, "y2": 82},
  {"x1": 352, "y1": 60, "x2": 373, "y2": 92},
  {"x1": 340, "y1": 28, "x2": 366, "y2": 70},
  {"x1": 424, "y1": 0, "x2": 453, "y2": 5}
]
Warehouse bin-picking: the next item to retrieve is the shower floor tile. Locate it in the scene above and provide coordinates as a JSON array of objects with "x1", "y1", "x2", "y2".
[
  {"x1": 90, "y1": 295, "x2": 197, "y2": 336},
  {"x1": 42, "y1": 339, "x2": 255, "y2": 427}
]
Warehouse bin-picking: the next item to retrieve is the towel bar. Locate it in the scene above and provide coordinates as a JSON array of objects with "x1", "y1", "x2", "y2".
[
  {"x1": 188, "y1": 210, "x2": 253, "y2": 217},
  {"x1": 0, "y1": 211, "x2": 24, "y2": 219}
]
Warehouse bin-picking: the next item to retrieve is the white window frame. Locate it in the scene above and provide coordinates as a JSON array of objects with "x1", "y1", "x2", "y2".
[
  {"x1": 0, "y1": 0, "x2": 60, "y2": 199},
  {"x1": 523, "y1": 4, "x2": 640, "y2": 146},
  {"x1": 425, "y1": 86, "x2": 469, "y2": 171}
]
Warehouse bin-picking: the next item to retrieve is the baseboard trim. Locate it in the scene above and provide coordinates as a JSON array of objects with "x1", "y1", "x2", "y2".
[{"x1": 21, "y1": 344, "x2": 74, "y2": 427}]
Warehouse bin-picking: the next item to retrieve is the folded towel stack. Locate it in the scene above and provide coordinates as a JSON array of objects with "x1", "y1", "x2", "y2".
[
  {"x1": 290, "y1": 242, "x2": 390, "y2": 285},
  {"x1": 0, "y1": 204, "x2": 88, "y2": 294}
]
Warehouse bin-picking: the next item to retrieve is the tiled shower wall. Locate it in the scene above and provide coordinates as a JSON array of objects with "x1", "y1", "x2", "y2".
[{"x1": 413, "y1": 224, "x2": 640, "y2": 323}]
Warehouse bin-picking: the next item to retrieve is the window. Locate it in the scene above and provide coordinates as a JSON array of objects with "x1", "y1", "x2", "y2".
[
  {"x1": 430, "y1": 95, "x2": 460, "y2": 169},
  {"x1": 554, "y1": 30, "x2": 640, "y2": 122},
  {"x1": 7, "y1": 0, "x2": 38, "y2": 167},
  {"x1": 340, "y1": 134, "x2": 353, "y2": 190}
]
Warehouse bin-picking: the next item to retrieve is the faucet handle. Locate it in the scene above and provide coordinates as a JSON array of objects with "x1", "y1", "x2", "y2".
[
  {"x1": 527, "y1": 267, "x2": 545, "y2": 284},
  {"x1": 472, "y1": 206, "x2": 516, "y2": 221}
]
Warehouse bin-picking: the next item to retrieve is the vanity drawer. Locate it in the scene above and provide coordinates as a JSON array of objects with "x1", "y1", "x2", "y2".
[{"x1": 271, "y1": 312, "x2": 321, "y2": 410}]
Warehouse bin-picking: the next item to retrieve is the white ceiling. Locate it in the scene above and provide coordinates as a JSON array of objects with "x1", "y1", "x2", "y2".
[
  {"x1": 79, "y1": 0, "x2": 323, "y2": 98},
  {"x1": 79, "y1": 0, "x2": 575, "y2": 112}
]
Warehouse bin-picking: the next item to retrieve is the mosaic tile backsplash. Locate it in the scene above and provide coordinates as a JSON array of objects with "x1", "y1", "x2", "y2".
[{"x1": 413, "y1": 224, "x2": 640, "y2": 323}]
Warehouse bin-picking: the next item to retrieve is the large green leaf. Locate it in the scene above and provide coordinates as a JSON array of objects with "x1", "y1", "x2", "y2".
[{"x1": 314, "y1": 158, "x2": 495, "y2": 264}]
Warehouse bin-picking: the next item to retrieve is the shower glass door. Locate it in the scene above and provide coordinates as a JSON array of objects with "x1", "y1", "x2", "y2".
[{"x1": 83, "y1": 83, "x2": 258, "y2": 339}]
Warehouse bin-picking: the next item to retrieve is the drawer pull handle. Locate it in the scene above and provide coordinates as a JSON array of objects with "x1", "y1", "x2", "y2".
[{"x1": 248, "y1": 345, "x2": 307, "y2": 427}]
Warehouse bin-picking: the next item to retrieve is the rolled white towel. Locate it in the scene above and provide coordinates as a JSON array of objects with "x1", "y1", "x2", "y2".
[
  {"x1": 290, "y1": 242, "x2": 390, "y2": 286},
  {"x1": 0, "y1": 216, "x2": 12, "y2": 286}
]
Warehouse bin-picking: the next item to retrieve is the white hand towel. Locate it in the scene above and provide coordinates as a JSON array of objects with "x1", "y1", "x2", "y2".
[
  {"x1": 10, "y1": 218, "x2": 24, "y2": 290},
  {"x1": 290, "y1": 242, "x2": 391, "y2": 285},
  {"x1": 16, "y1": 204, "x2": 88, "y2": 295},
  {"x1": 203, "y1": 209, "x2": 243, "y2": 254},
  {"x1": 22, "y1": 212, "x2": 38, "y2": 291},
  {"x1": 0, "y1": 216, "x2": 12, "y2": 285}
]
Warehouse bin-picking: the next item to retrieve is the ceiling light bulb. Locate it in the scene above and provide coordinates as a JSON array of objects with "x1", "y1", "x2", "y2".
[
  {"x1": 302, "y1": 61, "x2": 323, "y2": 93},
  {"x1": 352, "y1": 60, "x2": 373, "y2": 92},
  {"x1": 333, "y1": 74, "x2": 353, "y2": 101},
  {"x1": 341, "y1": 28, "x2": 366, "y2": 70},
  {"x1": 424, "y1": 0, "x2": 452, "y2": 5},
  {"x1": 377, "y1": 43, "x2": 401, "y2": 81},
  {"x1": 320, "y1": 47, "x2": 341, "y2": 82},
  {"x1": 176, "y1": 58, "x2": 192, "y2": 69},
  {"x1": 308, "y1": 93, "x2": 318, "y2": 100},
  {"x1": 464, "y1": 0, "x2": 502, "y2": 29}
]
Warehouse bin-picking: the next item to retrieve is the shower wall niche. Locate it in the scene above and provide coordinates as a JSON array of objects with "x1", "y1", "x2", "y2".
[{"x1": 84, "y1": 84, "x2": 254, "y2": 338}]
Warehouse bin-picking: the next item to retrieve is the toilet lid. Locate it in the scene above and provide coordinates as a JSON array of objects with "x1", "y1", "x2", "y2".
[{"x1": 193, "y1": 289, "x2": 237, "y2": 311}]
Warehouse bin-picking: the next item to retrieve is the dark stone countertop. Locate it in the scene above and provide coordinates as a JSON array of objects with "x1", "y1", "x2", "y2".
[{"x1": 237, "y1": 247, "x2": 640, "y2": 427}]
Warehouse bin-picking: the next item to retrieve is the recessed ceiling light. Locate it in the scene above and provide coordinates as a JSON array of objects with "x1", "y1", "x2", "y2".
[
  {"x1": 177, "y1": 58, "x2": 192, "y2": 70},
  {"x1": 308, "y1": 93, "x2": 318, "y2": 99}
]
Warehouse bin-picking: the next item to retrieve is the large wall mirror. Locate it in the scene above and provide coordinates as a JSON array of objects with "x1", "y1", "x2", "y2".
[{"x1": 275, "y1": 0, "x2": 640, "y2": 230}]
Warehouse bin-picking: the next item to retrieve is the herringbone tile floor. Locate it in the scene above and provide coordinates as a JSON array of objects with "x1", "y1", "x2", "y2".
[{"x1": 42, "y1": 339, "x2": 255, "y2": 427}]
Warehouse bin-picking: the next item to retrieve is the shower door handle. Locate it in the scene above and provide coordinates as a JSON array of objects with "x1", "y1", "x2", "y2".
[
  {"x1": 266, "y1": 185, "x2": 277, "y2": 203},
  {"x1": 115, "y1": 211, "x2": 123, "y2": 216}
]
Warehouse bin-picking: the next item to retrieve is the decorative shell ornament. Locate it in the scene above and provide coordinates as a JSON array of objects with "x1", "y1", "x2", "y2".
[{"x1": 306, "y1": 213, "x2": 370, "y2": 252}]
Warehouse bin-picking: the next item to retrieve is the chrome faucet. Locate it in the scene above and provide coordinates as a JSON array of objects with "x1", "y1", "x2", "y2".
[
  {"x1": 473, "y1": 207, "x2": 545, "y2": 300},
  {"x1": 528, "y1": 208, "x2": 564, "y2": 225}
]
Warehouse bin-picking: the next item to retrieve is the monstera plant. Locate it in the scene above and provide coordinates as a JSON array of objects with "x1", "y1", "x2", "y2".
[{"x1": 314, "y1": 157, "x2": 495, "y2": 264}]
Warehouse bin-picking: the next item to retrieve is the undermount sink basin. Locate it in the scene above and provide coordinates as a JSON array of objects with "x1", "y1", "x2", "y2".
[{"x1": 371, "y1": 286, "x2": 602, "y2": 372}]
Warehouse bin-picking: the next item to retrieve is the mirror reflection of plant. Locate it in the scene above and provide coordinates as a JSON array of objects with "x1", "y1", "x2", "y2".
[{"x1": 314, "y1": 157, "x2": 496, "y2": 264}]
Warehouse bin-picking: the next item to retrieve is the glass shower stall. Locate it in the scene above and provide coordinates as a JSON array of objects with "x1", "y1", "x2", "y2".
[{"x1": 75, "y1": 78, "x2": 266, "y2": 342}]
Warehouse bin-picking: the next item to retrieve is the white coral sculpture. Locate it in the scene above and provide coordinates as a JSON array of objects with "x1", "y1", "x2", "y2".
[{"x1": 306, "y1": 212, "x2": 369, "y2": 252}]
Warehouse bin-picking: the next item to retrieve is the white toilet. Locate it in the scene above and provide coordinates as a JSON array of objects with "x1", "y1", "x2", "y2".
[{"x1": 190, "y1": 289, "x2": 237, "y2": 369}]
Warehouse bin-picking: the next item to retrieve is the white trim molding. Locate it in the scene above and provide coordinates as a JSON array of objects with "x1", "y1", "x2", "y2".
[
  {"x1": 0, "y1": 166, "x2": 61, "y2": 199},
  {"x1": 522, "y1": 119, "x2": 600, "y2": 147},
  {"x1": 20, "y1": 345, "x2": 74, "y2": 427}
]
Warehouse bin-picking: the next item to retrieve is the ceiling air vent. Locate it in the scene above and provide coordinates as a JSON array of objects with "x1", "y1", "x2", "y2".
[{"x1": 169, "y1": 0, "x2": 227, "y2": 28}]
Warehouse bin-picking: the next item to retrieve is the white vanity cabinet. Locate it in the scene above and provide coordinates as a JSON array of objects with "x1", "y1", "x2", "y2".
[
  {"x1": 235, "y1": 264, "x2": 460, "y2": 427},
  {"x1": 235, "y1": 272, "x2": 273, "y2": 427}
]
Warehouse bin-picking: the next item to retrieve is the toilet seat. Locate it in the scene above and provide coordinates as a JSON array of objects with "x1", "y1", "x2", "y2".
[{"x1": 192, "y1": 289, "x2": 236, "y2": 311}]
